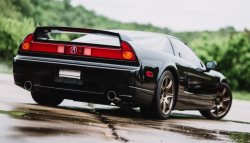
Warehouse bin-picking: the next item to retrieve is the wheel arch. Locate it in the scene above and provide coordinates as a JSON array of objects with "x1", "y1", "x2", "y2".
[
  {"x1": 163, "y1": 66, "x2": 180, "y2": 109},
  {"x1": 221, "y1": 78, "x2": 228, "y2": 84}
]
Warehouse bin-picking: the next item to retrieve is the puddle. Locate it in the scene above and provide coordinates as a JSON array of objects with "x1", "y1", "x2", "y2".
[
  {"x1": 168, "y1": 124, "x2": 227, "y2": 141},
  {"x1": 0, "y1": 103, "x2": 249, "y2": 142},
  {"x1": 19, "y1": 107, "x2": 100, "y2": 125},
  {"x1": 90, "y1": 107, "x2": 250, "y2": 142},
  {"x1": 15, "y1": 126, "x2": 81, "y2": 136},
  {"x1": 0, "y1": 106, "x2": 103, "y2": 138},
  {"x1": 171, "y1": 112, "x2": 250, "y2": 126},
  {"x1": 0, "y1": 104, "x2": 128, "y2": 142}
]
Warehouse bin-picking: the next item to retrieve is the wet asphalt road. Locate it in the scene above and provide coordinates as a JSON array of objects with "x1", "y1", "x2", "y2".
[{"x1": 0, "y1": 73, "x2": 250, "y2": 143}]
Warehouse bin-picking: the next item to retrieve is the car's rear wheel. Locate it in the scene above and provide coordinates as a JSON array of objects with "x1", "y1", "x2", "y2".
[
  {"x1": 140, "y1": 70, "x2": 176, "y2": 119},
  {"x1": 199, "y1": 82, "x2": 232, "y2": 119},
  {"x1": 31, "y1": 92, "x2": 64, "y2": 106}
]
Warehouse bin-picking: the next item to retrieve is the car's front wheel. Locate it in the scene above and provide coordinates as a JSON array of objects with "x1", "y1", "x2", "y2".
[
  {"x1": 31, "y1": 92, "x2": 64, "y2": 106},
  {"x1": 140, "y1": 70, "x2": 176, "y2": 119},
  {"x1": 199, "y1": 82, "x2": 232, "y2": 119}
]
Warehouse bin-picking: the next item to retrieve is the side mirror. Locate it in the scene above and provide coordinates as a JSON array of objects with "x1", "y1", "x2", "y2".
[{"x1": 205, "y1": 61, "x2": 217, "y2": 71}]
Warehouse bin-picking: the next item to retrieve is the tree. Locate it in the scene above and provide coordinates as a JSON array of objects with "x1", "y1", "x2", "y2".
[{"x1": 220, "y1": 30, "x2": 250, "y2": 90}]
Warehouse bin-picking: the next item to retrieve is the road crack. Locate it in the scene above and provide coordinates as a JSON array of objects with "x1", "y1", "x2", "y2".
[{"x1": 88, "y1": 105, "x2": 128, "y2": 142}]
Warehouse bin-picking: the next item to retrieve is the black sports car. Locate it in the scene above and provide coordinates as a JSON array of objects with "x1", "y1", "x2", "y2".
[{"x1": 13, "y1": 26, "x2": 232, "y2": 119}]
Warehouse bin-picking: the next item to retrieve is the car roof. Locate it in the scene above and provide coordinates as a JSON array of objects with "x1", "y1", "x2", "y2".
[{"x1": 107, "y1": 29, "x2": 183, "y2": 42}]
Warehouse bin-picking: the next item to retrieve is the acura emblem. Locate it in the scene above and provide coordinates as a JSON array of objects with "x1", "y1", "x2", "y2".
[{"x1": 70, "y1": 46, "x2": 77, "y2": 54}]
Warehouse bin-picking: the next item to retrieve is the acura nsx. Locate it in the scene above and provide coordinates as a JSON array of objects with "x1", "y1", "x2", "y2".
[{"x1": 13, "y1": 27, "x2": 232, "y2": 119}]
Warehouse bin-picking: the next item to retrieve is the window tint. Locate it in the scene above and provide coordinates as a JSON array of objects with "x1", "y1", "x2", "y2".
[
  {"x1": 171, "y1": 38, "x2": 201, "y2": 67},
  {"x1": 37, "y1": 29, "x2": 120, "y2": 46},
  {"x1": 130, "y1": 34, "x2": 174, "y2": 55},
  {"x1": 110, "y1": 30, "x2": 174, "y2": 55},
  {"x1": 162, "y1": 37, "x2": 174, "y2": 55},
  {"x1": 72, "y1": 34, "x2": 120, "y2": 46}
]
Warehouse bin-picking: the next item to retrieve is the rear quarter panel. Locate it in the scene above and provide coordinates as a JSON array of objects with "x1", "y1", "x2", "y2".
[{"x1": 127, "y1": 41, "x2": 180, "y2": 92}]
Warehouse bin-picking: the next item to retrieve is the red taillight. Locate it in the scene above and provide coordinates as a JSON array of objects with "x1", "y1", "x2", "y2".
[
  {"x1": 21, "y1": 34, "x2": 34, "y2": 51},
  {"x1": 20, "y1": 34, "x2": 136, "y2": 60},
  {"x1": 121, "y1": 42, "x2": 136, "y2": 60},
  {"x1": 29, "y1": 43, "x2": 65, "y2": 54},
  {"x1": 82, "y1": 42, "x2": 136, "y2": 60},
  {"x1": 24, "y1": 34, "x2": 34, "y2": 42},
  {"x1": 20, "y1": 34, "x2": 65, "y2": 54}
]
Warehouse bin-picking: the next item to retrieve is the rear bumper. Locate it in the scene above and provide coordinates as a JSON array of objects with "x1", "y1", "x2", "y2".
[{"x1": 13, "y1": 55, "x2": 154, "y2": 105}]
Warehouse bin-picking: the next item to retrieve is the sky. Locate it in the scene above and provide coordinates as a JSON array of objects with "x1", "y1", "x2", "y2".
[{"x1": 71, "y1": 0, "x2": 250, "y2": 32}]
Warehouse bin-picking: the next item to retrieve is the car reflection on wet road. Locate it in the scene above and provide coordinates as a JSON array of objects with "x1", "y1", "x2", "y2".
[{"x1": 0, "y1": 73, "x2": 250, "y2": 143}]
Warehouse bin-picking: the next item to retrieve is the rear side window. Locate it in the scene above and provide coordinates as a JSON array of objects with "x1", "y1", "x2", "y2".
[
  {"x1": 118, "y1": 31, "x2": 174, "y2": 55},
  {"x1": 171, "y1": 38, "x2": 202, "y2": 67},
  {"x1": 135, "y1": 35, "x2": 174, "y2": 55},
  {"x1": 162, "y1": 37, "x2": 174, "y2": 55}
]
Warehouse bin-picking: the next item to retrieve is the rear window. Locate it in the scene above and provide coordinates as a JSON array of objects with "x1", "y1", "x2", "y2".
[
  {"x1": 72, "y1": 34, "x2": 119, "y2": 46},
  {"x1": 36, "y1": 29, "x2": 120, "y2": 47}
]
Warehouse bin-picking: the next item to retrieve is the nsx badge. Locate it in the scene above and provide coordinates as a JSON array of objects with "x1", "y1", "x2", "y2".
[{"x1": 70, "y1": 46, "x2": 77, "y2": 54}]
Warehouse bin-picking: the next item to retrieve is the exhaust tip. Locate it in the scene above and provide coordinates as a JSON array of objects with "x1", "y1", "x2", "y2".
[
  {"x1": 107, "y1": 91, "x2": 116, "y2": 101},
  {"x1": 24, "y1": 81, "x2": 32, "y2": 91}
]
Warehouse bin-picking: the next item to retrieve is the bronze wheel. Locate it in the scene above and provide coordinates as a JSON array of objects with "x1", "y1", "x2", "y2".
[
  {"x1": 210, "y1": 86, "x2": 231, "y2": 117},
  {"x1": 140, "y1": 70, "x2": 176, "y2": 119},
  {"x1": 160, "y1": 76, "x2": 174, "y2": 115},
  {"x1": 200, "y1": 82, "x2": 232, "y2": 119}
]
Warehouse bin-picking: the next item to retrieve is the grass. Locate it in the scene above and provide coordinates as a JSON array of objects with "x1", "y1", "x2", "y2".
[
  {"x1": 0, "y1": 110, "x2": 25, "y2": 116},
  {"x1": 232, "y1": 91, "x2": 250, "y2": 101},
  {"x1": 0, "y1": 63, "x2": 12, "y2": 74}
]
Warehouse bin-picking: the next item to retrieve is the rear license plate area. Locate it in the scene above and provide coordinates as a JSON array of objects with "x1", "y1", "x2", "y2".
[
  {"x1": 59, "y1": 69, "x2": 81, "y2": 79},
  {"x1": 54, "y1": 69, "x2": 83, "y2": 85}
]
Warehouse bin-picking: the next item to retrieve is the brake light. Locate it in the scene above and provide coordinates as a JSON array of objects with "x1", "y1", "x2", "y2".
[
  {"x1": 121, "y1": 42, "x2": 136, "y2": 60},
  {"x1": 20, "y1": 34, "x2": 136, "y2": 60},
  {"x1": 24, "y1": 34, "x2": 33, "y2": 42},
  {"x1": 22, "y1": 43, "x2": 30, "y2": 50},
  {"x1": 20, "y1": 34, "x2": 66, "y2": 54},
  {"x1": 30, "y1": 43, "x2": 65, "y2": 53},
  {"x1": 21, "y1": 34, "x2": 33, "y2": 51},
  {"x1": 83, "y1": 42, "x2": 136, "y2": 61},
  {"x1": 122, "y1": 51, "x2": 133, "y2": 59}
]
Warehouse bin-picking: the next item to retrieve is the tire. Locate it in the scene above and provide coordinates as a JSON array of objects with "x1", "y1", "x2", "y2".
[
  {"x1": 31, "y1": 92, "x2": 64, "y2": 106},
  {"x1": 199, "y1": 82, "x2": 232, "y2": 120},
  {"x1": 140, "y1": 70, "x2": 176, "y2": 119}
]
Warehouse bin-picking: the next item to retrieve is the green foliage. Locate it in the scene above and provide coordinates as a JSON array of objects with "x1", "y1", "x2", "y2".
[
  {"x1": 219, "y1": 30, "x2": 250, "y2": 90},
  {"x1": 188, "y1": 30, "x2": 250, "y2": 90},
  {"x1": 0, "y1": 17, "x2": 35, "y2": 64},
  {"x1": 233, "y1": 91, "x2": 250, "y2": 101},
  {"x1": 189, "y1": 33, "x2": 227, "y2": 62},
  {"x1": 173, "y1": 27, "x2": 236, "y2": 45},
  {"x1": 0, "y1": 0, "x2": 20, "y2": 19}
]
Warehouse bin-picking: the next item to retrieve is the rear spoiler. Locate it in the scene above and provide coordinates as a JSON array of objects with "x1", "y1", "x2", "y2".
[{"x1": 33, "y1": 26, "x2": 131, "y2": 48}]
